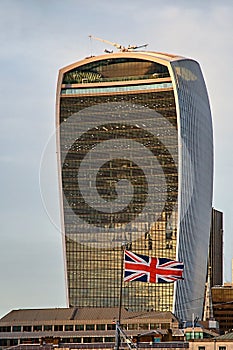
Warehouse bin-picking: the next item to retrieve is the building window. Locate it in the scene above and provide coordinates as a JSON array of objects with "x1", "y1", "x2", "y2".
[
  {"x1": 161, "y1": 323, "x2": 170, "y2": 329},
  {"x1": 96, "y1": 324, "x2": 105, "y2": 331},
  {"x1": 65, "y1": 325, "x2": 74, "y2": 331},
  {"x1": 105, "y1": 337, "x2": 115, "y2": 343},
  {"x1": 219, "y1": 347, "x2": 226, "y2": 350},
  {"x1": 0, "y1": 326, "x2": 11, "y2": 332},
  {"x1": 20, "y1": 338, "x2": 39, "y2": 344},
  {"x1": 150, "y1": 323, "x2": 159, "y2": 329},
  {"x1": 54, "y1": 325, "x2": 63, "y2": 331},
  {"x1": 44, "y1": 325, "x2": 52, "y2": 331},
  {"x1": 61, "y1": 338, "x2": 70, "y2": 343},
  {"x1": 186, "y1": 332, "x2": 203, "y2": 340},
  {"x1": 10, "y1": 339, "x2": 18, "y2": 346},
  {"x1": 22, "y1": 326, "x2": 32, "y2": 332},
  {"x1": 195, "y1": 332, "x2": 203, "y2": 339},
  {"x1": 83, "y1": 337, "x2": 92, "y2": 343},
  {"x1": 107, "y1": 324, "x2": 115, "y2": 330},
  {"x1": 75, "y1": 324, "x2": 84, "y2": 331},
  {"x1": 33, "y1": 325, "x2": 42, "y2": 331},
  {"x1": 139, "y1": 323, "x2": 149, "y2": 330},
  {"x1": 0, "y1": 340, "x2": 8, "y2": 346},
  {"x1": 86, "y1": 324, "x2": 95, "y2": 331},
  {"x1": 94, "y1": 337, "x2": 103, "y2": 342},
  {"x1": 12, "y1": 326, "x2": 21, "y2": 332},
  {"x1": 198, "y1": 347, "x2": 205, "y2": 350},
  {"x1": 128, "y1": 324, "x2": 138, "y2": 330},
  {"x1": 73, "y1": 337, "x2": 81, "y2": 343}
]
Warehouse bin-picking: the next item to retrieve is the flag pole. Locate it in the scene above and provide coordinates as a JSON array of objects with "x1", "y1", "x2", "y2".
[
  {"x1": 115, "y1": 243, "x2": 125, "y2": 350},
  {"x1": 119, "y1": 243, "x2": 125, "y2": 323}
]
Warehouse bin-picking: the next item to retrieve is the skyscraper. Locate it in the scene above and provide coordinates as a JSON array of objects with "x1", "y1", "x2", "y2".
[
  {"x1": 203, "y1": 208, "x2": 223, "y2": 322},
  {"x1": 209, "y1": 208, "x2": 223, "y2": 287},
  {"x1": 56, "y1": 49, "x2": 213, "y2": 321}
]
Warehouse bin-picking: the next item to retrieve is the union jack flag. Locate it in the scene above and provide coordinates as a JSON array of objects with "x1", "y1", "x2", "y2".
[{"x1": 124, "y1": 250, "x2": 184, "y2": 283}]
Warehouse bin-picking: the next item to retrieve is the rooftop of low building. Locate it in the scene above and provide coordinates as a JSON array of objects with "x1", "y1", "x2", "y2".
[{"x1": 0, "y1": 307, "x2": 179, "y2": 324}]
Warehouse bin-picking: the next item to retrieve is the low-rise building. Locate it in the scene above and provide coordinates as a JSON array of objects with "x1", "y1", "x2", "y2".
[
  {"x1": 0, "y1": 307, "x2": 181, "y2": 349},
  {"x1": 188, "y1": 332, "x2": 233, "y2": 350}
]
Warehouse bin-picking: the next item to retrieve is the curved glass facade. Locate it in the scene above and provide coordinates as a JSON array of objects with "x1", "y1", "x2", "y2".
[
  {"x1": 57, "y1": 53, "x2": 213, "y2": 321},
  {"x1": 171, "y1": 60, "x2": 213, "y2": 320}
]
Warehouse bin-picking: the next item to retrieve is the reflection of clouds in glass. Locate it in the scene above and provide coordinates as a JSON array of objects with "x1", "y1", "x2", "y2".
[
  {"x1": 175, "y1": 66, "x2": 197, "y2": 81},
  {"x1": 39, "y1": 101, "x2": 193, "y2": 248}
]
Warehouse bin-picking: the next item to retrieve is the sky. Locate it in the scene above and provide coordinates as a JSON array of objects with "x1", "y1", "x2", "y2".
[{"x1": 0, "y1": 0, "x2": 233, "y2": 318}]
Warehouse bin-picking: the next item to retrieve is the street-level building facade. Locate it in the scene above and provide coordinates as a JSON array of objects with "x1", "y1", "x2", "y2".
[
  {"x1": 0, "y1": 308, "x2": 180, "y2": 349},
  {"x1": 56, "y1": 50, "x2": 213, "y2": 321}
]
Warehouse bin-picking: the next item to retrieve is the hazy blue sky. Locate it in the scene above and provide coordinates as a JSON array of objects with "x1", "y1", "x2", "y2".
[{"x1": 0, "y1": 0, "x2": 233, "y2": 318}]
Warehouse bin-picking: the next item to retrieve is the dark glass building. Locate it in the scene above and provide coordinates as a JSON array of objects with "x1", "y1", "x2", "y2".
[
  {"x1": 56, "y1": 51, "x2": 213, "y2": 321},
  {"x1": 209, "y1": 208, "x2": 223, "y2": 287}
]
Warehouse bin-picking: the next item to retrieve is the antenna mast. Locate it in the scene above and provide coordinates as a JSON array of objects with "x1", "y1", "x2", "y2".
[{"x1": 89, "y1": 35, "x2": 148, "y2": 52}]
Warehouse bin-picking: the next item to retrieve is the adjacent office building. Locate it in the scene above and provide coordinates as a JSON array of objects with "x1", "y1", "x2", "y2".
[
  {"x1": 203, "y1": 208, "x2": 223, "y2": 322},
  {"x1": 209, "y1": 208, "x2": 223, "y2": 287},
  {"x1": 56, "y1": 50, "x2": 213, "y2": 321},
  {"x1": 212, "y1": 286, "x2": 233, "y2": 333}
]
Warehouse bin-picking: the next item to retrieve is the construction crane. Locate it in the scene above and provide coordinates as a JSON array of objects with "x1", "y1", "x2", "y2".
[{"x1": 89, "y1": 35, "x2": 148, "y2": 52}]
